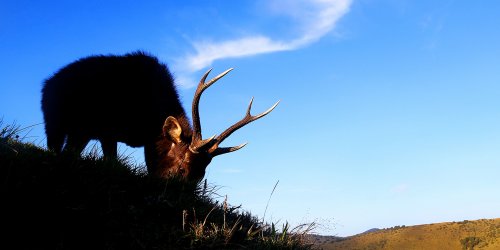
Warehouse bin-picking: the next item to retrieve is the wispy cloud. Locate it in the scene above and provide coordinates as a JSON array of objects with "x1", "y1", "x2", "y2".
[
  {"x1": 174, "y1": 0, "x2": 352, "y2": 87},
  {"x1": 183, "y1": 36, "x2": 293, "y2": 74}
]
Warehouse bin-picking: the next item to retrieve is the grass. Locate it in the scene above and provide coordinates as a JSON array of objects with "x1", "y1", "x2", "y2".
[
  {"x1": 318, "y1": 219, "x2": 500, "y2": 250},
  {"x1": 0, "y1": 121, "x2": 316, "y2": 250}
]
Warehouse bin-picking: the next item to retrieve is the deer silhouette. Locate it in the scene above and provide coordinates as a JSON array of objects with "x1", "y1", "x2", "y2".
[{"x1": 41, "y1": 51, "x2": 278, "y2": 181}]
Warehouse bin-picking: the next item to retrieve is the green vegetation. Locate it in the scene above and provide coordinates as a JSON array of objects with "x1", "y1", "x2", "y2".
[
  {"x1": 461, "y1": 236, "x2": 482, "y2": 250},
  {"x1": 0, "y1": 122, "x2": 315, "y2": 249}
]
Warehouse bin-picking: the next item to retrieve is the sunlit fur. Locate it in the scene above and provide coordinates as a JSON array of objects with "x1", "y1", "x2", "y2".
[{"x1": 41, "y1": 51, "x2": 208, "y2": 181}]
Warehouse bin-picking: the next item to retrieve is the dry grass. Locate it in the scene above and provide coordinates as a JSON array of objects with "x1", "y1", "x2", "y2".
[{"x1": 319, "y1": 218, "x2": 500, "y2": 250}]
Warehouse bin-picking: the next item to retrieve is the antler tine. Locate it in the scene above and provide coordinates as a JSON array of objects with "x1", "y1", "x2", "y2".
[
  {"x1": 192, "y1": 68, "x2": 233, "y2": 142},
  {"x1": 209, "y1": 98, "x2": 280, "y2": 156},
  {"x1": 211, "y1": 142, "x2": 248, "y2": 157},
  {"x1": 247, "y1": 97, "x2": 280, "y2": 120},
  {"x1": 206, "y1": 68, "x2": 233, "y2": 87}
]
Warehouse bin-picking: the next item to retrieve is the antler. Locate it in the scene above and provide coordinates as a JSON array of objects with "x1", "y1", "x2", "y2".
[
  {"x1": 209, "y1": 97, "x2": 280, "y2": 156},
  {"x1": 191, "y1": 68, "x2": 233, "y2": 151},
  {"x1": 190, "y1": 68, "x2": 280, "y2": 157}
]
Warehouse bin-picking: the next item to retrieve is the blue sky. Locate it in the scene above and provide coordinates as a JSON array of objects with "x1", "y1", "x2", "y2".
[{"x1": 1, "y1": 0, "x2": 499, "y2": 236}]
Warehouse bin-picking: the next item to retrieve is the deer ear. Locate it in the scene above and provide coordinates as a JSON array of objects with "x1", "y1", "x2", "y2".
[{"x1": 163, "y1": 116, "x2": 183, "y2": 144}]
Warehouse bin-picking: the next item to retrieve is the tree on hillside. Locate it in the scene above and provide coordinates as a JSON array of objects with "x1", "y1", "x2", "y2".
[{"x1": 460, "y1": 236, "x2": 481, "y2": 250}]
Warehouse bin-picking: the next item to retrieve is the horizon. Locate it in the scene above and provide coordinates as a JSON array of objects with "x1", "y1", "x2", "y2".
[{"x1": 1, "y1": 0, "x2": 499, "y2": 237}]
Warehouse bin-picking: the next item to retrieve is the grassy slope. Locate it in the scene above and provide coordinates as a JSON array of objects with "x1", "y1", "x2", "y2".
[
  {"x1": 0, "y1": 127, "x2": 314, "y2": 250},
  {"x1": 320, "y1": 218, "x2": 500, "y2": 250}
]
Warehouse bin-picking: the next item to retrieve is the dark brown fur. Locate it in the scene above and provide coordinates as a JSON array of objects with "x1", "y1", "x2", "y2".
[
  {"x1": 42, "y1": 51, "x2": 278, "y2": 181},
  {"x1": 41, "y1": 51, "x2": 196, "y2": 178}
]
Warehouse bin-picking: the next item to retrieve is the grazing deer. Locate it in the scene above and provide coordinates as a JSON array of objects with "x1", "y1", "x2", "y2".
[{"x1": 41, "y1": 51, "x2": 278, "y2": 181}]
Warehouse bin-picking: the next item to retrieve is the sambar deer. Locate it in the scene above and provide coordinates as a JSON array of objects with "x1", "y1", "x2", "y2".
[{"x1": 41, "y1": 51, "x2": 278, "y2": 181}]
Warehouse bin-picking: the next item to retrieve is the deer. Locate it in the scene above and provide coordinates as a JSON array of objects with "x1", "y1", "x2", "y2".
[{"x1": 41, "y1": 51, "x2": 278, "y2": 181}]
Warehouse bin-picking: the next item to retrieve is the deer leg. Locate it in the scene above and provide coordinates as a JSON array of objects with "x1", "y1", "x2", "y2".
[
  {"x1": 144, "y1": 143, "x2": 160, "y2": 175},
  {"x1": 63, "y1": 135, "x2": 90, "y2": 155},
  {"x1": 100, "y1": 139, "x2": 117, "y2": 159},
  {"x1": 46, "y1": 130, "x2": 66, "y2": 154}
]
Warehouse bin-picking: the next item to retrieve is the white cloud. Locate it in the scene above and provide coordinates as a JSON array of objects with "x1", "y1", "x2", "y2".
[
  {"x1": 174, "y1": 0, "x2": 352, "y2": 87},
  {"x1": 185, "y1": 36, "x2": 293, "y2": 73}
]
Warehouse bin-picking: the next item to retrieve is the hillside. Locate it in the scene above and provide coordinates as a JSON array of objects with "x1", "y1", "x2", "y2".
[
  {"x1": 0, "y1": 123, "x2": 314, "y2": 250},
  {"x1": 318, "y1": 218, "x2": 500, "y2": 250}
]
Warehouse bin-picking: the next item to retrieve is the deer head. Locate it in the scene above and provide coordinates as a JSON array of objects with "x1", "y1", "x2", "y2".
[{"x1": 159, "y1": 68, "x2": 279, "y2": 181}]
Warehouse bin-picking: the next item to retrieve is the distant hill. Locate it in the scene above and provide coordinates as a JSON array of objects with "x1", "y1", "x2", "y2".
[
  {"x1": 315, "y1": 218, "x2": 500, "y2": 250},
  {"x1": 362, "y1": 228, "x2": 381, "y2": 234}
]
